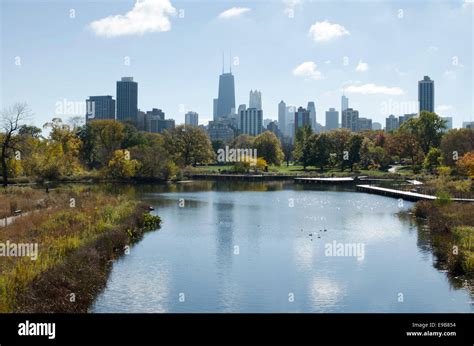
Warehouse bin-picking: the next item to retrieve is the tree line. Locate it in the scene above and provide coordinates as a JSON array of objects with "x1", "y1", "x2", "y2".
[{"x1": 1, "y1": 104, "x2": 473, "y2": 185}]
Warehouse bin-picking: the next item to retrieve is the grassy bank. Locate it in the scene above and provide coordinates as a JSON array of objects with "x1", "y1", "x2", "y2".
[
  {"x1": 0, "y1": 187, "x2": 161, "y2": 313},
  {"x1": 414, "y1": 201, "x2": 474, "y2": 275}
]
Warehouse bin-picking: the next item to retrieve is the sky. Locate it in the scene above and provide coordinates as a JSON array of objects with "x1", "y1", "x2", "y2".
[{"x1": 1, "y1": 0, "x2": 473, "y2": 129}]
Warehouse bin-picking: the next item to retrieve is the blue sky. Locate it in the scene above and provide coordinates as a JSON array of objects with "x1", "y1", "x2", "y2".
[{"x1": 1, "y1": 0, "x2": 472, "y2": 128}]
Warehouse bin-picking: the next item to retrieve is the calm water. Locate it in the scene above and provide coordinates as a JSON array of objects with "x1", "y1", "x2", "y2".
[{"x1": 91, "y1": 181, "x2": 473, "y2": 313}]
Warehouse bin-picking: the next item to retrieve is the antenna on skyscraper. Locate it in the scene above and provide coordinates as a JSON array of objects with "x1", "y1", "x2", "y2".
[
  {"x1": 222, "y1": 52, "x2": 224, "y2": 74},
  {"x1": 229, "y1": 49, "x2": 232, "y2": 73}
]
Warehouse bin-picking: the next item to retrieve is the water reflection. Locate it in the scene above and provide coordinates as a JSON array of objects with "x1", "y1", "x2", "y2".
[{"x1": 91, "y1": 181, "x2": 473, "y2": 312}]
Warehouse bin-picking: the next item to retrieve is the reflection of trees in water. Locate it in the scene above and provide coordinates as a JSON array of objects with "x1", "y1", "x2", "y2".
[{"x1": 404, "y1": 212, "x2": 474, "y2": 297}]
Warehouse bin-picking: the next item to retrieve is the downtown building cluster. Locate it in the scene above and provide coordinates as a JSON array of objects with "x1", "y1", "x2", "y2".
[{"x1": 85, "y1": 68, "x2": 464, "y2": 142}]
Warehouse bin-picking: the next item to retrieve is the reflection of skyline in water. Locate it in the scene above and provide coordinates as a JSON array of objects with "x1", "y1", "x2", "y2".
[{"x1": 92, "y1": 182, "x2": 473, "y2": 313}]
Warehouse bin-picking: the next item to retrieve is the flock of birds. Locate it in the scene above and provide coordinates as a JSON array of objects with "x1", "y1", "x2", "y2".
[{"x1": 303, "y1": 228, "x2": 327, "y2": 241}]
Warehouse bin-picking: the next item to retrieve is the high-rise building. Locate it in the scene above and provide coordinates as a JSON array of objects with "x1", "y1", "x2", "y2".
[
  {"x1": 240, "y1": 107, "x2": 263, "y2": 136},
  {"x1": 249, "y1": 90, "x2": 262, "y2": 110},
  {"x1": 207, "y1": 121, "x2": 235, "y2": 142},
  {"x1": 325, "y1": 107, "x2": 338, "y2": 131},
  {"x1": 418, "y1": 76, "x2": 434, "y2": 113},
  {"x1": 185, "y1": 111, "x2": 199, "y2": 127},
  {"x1": 213, "y1": 98, "x2": 218, "y2": 119},
  {"x1": 278, "y1": 101, "x2": 286, "y2": 135},
  {"x1": 267, "y1": 121, "x2": 282, "y2": 139},
  {"x1": 215, "y1": 59, "x2": 236, "y2": 120},
  {"x1": 116, "y1": 77, "x2": 138, "y2": 124},
  {"x1": 85, "y1": 95, "x2": 115, "y2": 122},
  {"x1": 399, "y1": 113, "x2": 417, "y2": 126},
  {"x1": 146, "y1": 108, "x2": 165, "y2": 120},
  {"x1": 137, "y1": 110, "x2": 146, "y2": 131},
  {"x1": 341, "y1": 94, "x2": 349, "y2": 115},
  {"x1": 307, "y1": 101, "x2": 316, "y2": 130},
  {"x1": 462, "y1": 121, "x2": 474, "y2": 129},
  {"x1": 385, "y1": 114, "x2": 399, "y2": 132},
  {"x1": 294, "y1": 107, "x2": 311, "y2": 134},
  {"x1": 357, "y1": 117, "x2": 372, "y2": 132},
  {"x1": 342, "y1": 108, "x2": 359, "y2": 132}
]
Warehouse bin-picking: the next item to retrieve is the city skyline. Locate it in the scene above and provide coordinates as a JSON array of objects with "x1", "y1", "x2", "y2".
[{"x1": 1, "y1": 0, "x2": 472, "y2": 129}]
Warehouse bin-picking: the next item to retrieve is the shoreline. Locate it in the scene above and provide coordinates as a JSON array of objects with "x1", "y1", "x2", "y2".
[{"x1": 0, "y1": 187, "x2": 161, "y2": 313}]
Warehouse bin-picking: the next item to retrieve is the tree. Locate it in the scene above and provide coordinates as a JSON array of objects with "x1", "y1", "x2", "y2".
[
  {"x1": 311, "y1": 133, "x2": 332, "y2": 171},
  {"x1": 106, "y1": 149, "x2": 140, "y2": 179},
  {"x1": 385, "y1": 130, "x2": 423, "y2": 170},
  {"x1": 253, "y1": 131, "x2": 284, "y2": 166},
  {"x1": 293, "y1": 125, "x2": 312, "y2": 169},
  {"x1": 327, "y1": 129, "x2": 351, "y2": 171},
  {"x1": 121, "y1": 122, "x2": 146, "y2": 148},
  {"x1": 164, "y1": 125, "x2": 214, "y2": 167},
  {"x1": 1, "y1": 103, "x2": 31, "y2": 186},
  {"x1": 359, "y1": 137, "x2": 373, "y2": 169},
  {"x1": 78, "y1": 120, "x2": 125, "y2": 168},
  {"x1": 456, "y1": 151, "x2": 474, "y2": 178},
  {"x1": 423, "y1": 147, "x2": 442, "y2": 171},
  {"x1": 230, "y1": 134, "x2": 255, "y2": 149},
  {"x1": 129, "y1": 133, "x2": 177, "y2": 180},
  {"x1": 281, "y1": 138, "x2": 294, "y2": 167},
  {"x1": 43, "y1": 118, "x2": 83, "y2": 175},
  {"x1": 347, "y1": 134, "x2": 364, "y2": 171},
  {"x1": 401, "y1": 111, "x2": 446, "y2": 155},
  {"x1": 18, "y1": 125, "x2": 42, "y2": 138},
  {"x1": 440, "y1": 128, "x2": 474, "y2": 166}
]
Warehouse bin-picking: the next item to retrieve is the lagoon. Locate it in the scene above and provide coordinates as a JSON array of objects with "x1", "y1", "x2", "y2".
[{"x1": 91, "y1": 181, "x2": 473, "y2": 313}]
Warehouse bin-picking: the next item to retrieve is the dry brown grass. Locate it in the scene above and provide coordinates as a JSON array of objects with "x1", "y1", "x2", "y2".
[{"x1": 0, "y1": 186, "x2": 160, "y2": 313}]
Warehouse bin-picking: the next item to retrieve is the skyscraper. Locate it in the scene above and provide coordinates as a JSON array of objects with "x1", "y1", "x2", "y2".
[
  {"x1": 307, "y1": 101, "x2": 316, "y2": 130},
  {"x1": 325, "y1": 107, "x2": 339, "y2": 131},
  {"x1": 249, "y1": 90, "x2": 262, "y2": 110},
  {"x1": 341, "y1": 94, "x2": 349, "y2": 115},
  {"x1": 357, "y1": 117, "x2": 372, "y2": 132},
  {"x1": 385, "y1": 114, "x2": 399, "y2": 132},
  {"x1": 278, "y1": 101, "x2": 286, "y2": 135},
  {"x1": 215, "y1": 55, "x2": 236, "y2": 121},
  {"x1": 85, "y1": 95, "x2": 115, "y2": 122},
  {"x1": 185, "y1": 111, "x2": 199, "y2": 127},
  {"x1": 240, "y1": 107, "x2": 263, "y2": 136},
  {"x1": 116, "y1": 77, "x2": 138, "y2": 124},
  {"x1": 341, "y1": 108, "x2": 359, "y2": 132},
  {"x1": 294, "y1": 107, "x2": 311, "y2": 134},
  {"x1": 418, "y1": 76, "x2": 434, "y2": 113},
  {"x1": 213, "y1": 98, "x2": 218, "y2": 119}
]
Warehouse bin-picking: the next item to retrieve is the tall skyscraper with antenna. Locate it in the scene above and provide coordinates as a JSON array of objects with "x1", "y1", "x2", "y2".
[{"x1": 214, "y1": 52, "x2": 236, "y2": 121}]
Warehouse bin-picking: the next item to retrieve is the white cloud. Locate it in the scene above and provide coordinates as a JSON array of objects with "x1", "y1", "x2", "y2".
[
  {"x1": 444, "y1": 70, "x2": 457, "y2": 79},
  {"x1": 463, "y1": 0, "x2": 473, "y2": 9},
  {"x1": 436, "y1": 105, "x2": 453, "y2": 115},
  {"x1": 355, "y1": 61, "x2": 369, "y2": 72},
  {"x1": 293, "y1": 61, "x2": 323, "y2": 80},
  {"x1": 89, "y1": 0, "x2": 176, "y2": 38},
  {"x1": 218, "y1": 7, "x2": 251, "y2": 19},
  {"x1": 283, "y1": 0, "x2": 301, "y2": 16},
  {"x1": 308, "y1": 20, "x2": 349, "y2": 42},
  {"x1": 345, "y1": 83, "x2": 404, "y2": 96},
  {"x1": 324, "y1": 60, "x2": 331, "y2": 64},
  {"x1": 428, "y1": 46, "x2": 439, "y2": 53},
  {"x1": 395, "y1": 68, "x2": 408, "y2": 77}
]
